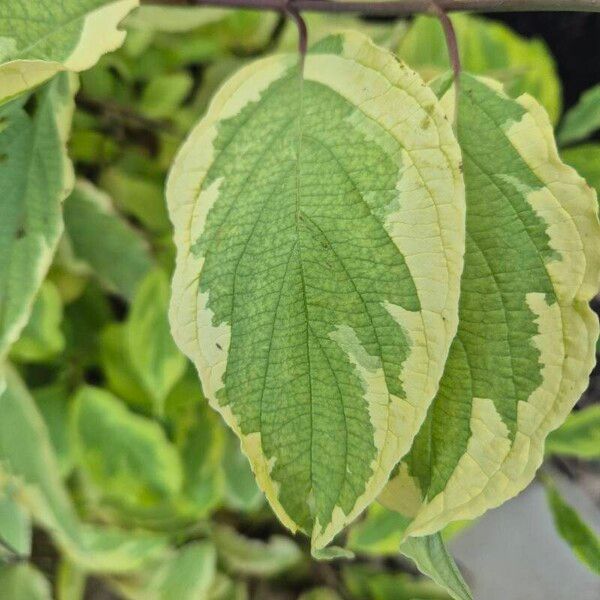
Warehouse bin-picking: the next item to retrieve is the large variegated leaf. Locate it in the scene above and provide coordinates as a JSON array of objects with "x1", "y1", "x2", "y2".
[
  {"x1": 381, "y1": 74, "x2": 600, "y2": 537},
  {"x1": 167, "y1": 32, "x2": 465, "y2": 549},
  {"x1": 0, "y1": 0, "x2": 138, "y2": 103},
  {"x1": 0, "y1": 73, "x2": 75, "y2": 369}
]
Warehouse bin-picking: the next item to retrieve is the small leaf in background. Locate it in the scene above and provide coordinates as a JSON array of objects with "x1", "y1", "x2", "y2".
[
  {"x1": 71, "y1": 385, "x2": 183, "y2": 511},
  {"x1": 298, "y1": 589, "x2": 343, "y2": 600},
  {"x1": 347, "y1": 504, "x2": 410, "y2": 557},
  {"x1": 206, "y1": 573, "x2": 248, "y2": 600},
  {"x1": 397, "y1": 14, "x2": 562, "y2": 123},
  {"x1": 165, "y1": 368, "x2": 225, "y2": 516},
  {"x1": 113, "y1": 541, "x2": 217, "y2": 600},
  {"x1": 10, "y1": 281, "x2": 65, "y2": 363},
  {"x1": 0, "y1": 73, "x2": 75, "y2": 365},
  {"x1": 0, "y1": 0, "x2": 139, "y2": 102},
  {"x1": 400, "y1": 533, "x2": 472, "y2": 600},
  {"x1": 0, "y1": 366, "x2": 168, "y2": 572},
  {"x1": 139, "y1": 73, "x2": 193, "y2": 119},
  {"x1": 544, "y1": 480, "x2": 600, "y2": 575},
  {"x1": 0, "y1": 482, "x2": 31, "y2": 559},
  {"x1": 545, "y1": 404, "x2": 600, "y2": 459},
  {"x1": 125, "y1": 5, "x2": 231, "y2": 33},
  {"x1": 342, "y1": 564, "x2": 452, "y2": 600},
  {"x1": 128, "y1": 269, "x2": 187, "y2": 414},
  {"x1": 213, "y1": 525, "x2": 303, "y2": 578},
  {"x1": 33, "y1": 383, "x2": 74, "y2": 478},
  {"x1": 0, "y1": 564, "x2": 52, "y2": 600},
  {"x1": 222, "y1": 432, "x2": 264, "y2": 514},
  {"x1": 63, "y1": 180, "x2": 154, "y2": 301},
  {"x1": 56, "y1": 558, "x2": 86, "y2": 600},
  {"x1": 558, "y1": 84, "x2": 600, "y2": 146},
  {"x1": 561, "y1": 144, "x2": 600, "y2": 202}
]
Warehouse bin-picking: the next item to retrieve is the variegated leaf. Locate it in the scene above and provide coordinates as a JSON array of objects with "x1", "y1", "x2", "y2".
[{"x1": 167, "y1": 33, "x2": 465, "y2": 549}]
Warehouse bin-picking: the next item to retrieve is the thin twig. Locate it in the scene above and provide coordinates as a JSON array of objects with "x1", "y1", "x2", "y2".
[
  {"x1": 429, "y1": 1, "x2": 461, "y2": 128},
  {"x1": 285, "y1": 1, "x2": 308, "y2": 68},
  {"x1": 151, "y1": 0, "x2": 600, "y2": 14}
]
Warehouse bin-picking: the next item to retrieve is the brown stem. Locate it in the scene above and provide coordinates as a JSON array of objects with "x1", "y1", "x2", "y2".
[{"x1": 147, "y1": 0, "x2": 600, "y2": 14}]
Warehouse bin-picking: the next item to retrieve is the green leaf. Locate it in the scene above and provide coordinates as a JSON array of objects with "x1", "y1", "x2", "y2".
[
  {"x1": 0, "y1": 482, "x2": 31, "y2": 558},
  {"x1": 139, "y1": 73, "x2": 193, "y2": 119},
  {"x1": 342, "y1": 564, "x2": 452, "y2": 600},
  {"x1": 206, "y1": 573, "x2": 248, "y2": 600},
  {"x1": 400, "y1": 534, "x2": 472, "y2": 600},
  {"x1": 561, "y1": 144, "x2": 600, "y2": 200},
  {"x1": 10, "y1": 281, "x2": 65, "y2": 363},
  {"x1": 558, "y1": 84, "x2": 600, "y2": 146},
  {"x1": 545, "y1": 405, "x2": 600, "y2": 459},
  {"x1": 33, "y1": 382, "x2": 74, "y2": 477},
  {"x1": 221, "y1": 432, "x2": 263, "y2": 513},
  {"x1": 0, "y1": 74, "x2": 75, "y2": 365},
  {"x1": 397, "y1": 14, "x2": 561, "y2": 123},
  {"x1": 168, "y1": 31, "x2": 464, "y2": 550},
  {"x1": 164, "y1": 367, "x2": 225, "y2": 516},
  {"x1": 63, "y1": 180, "x2": 153, "y2": 300},
  {"x1": 128, "y1": 269, "x2": 187, "y2": 414},
  {"x1": 56, "y1": 559, "x2": 86, "y2": 600},
  {"x1": 544, "y1": 480, "x2": 600, "y2": 575},
  {"x1": 298, "y1": 589, "x2": 343, "y2": 600},
  {"x1": 382, "y1": 73, "x2": 600, "y2": 538},
  {"x1": 0, "y1": 0, "x2": 138, "y2": 102},
  {"x1": 0, "y1": 564, "x2": 52, "y2": 600},
  {"x1": 347, "y1": 504, "x2": 410, "y2": 557},
  {"x1": 124, "y1": 5, "x2": 231, "y2": 33},
  {"x1": 113, "y1": 542, "x2": 217, "y2": 600},
  {"x1": 213, "y1": 525, "x2": 302, "y2": 578},
  {"x1": 71, "y1": 385, "x2": 184, "y2": 512},
  {"x1": 0, "y1": 366, "x2": 168, "y2": 572}
]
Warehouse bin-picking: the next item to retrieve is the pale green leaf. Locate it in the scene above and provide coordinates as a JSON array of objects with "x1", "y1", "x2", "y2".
[
  {"x1": 63, "y1": 179, "x2": 153, "y2": 300},
  {"x1": 207, "y1": 573, "x2": 248, "y2": 600},
  {"x1": 0, "y1": 74, "x2": 75, "y2": 365},
  {"x1": 0, "y1": 483, "x2": 31, "y2": 558},
  {"x1": 125, "y1": 5, "x2": 230, "y2": 33},
  {"x1": 545, "y1": 481, "x2": 600, "y2": 575},
  {"x1": 400, "y1": 534, "x2": 472, "y2": 600},
  {"x1": 545, "y1": 405, "x2": 600, "y2": 459},
  {"x1": 382, "y1": 74, "x2": 600, "y2": 538},
  {"x1": 168, "y1": 31, "x2": 464, "y2": 550},
  {"x1": 71, "y1": 385, "x2": 184, "y2": 512},
  {"x1": 342, "y1": 564, "x2": 452, "y2": 600},
  {"x1": 222, "y1": 432, "x2": 264, "y2": 513},
  {"x1": 561, "y1": 144, "x2": 600, "y2": 200},
  {"x1": 56, "y1": 559, "x2": 86, "y2": 600},
  {"x1": 213, "y1": 525, "x2": 303, "y2": 578},
  {"x1": 10, "y1": 281, "x2": 65, "y2": 363},
  {"x1": 32, "y1": 382, "x2": 74, "y2": 478},
  {"x1": 397, "y1": 14, "x2": 561, "y2": 123},
  {"x1": 0, "y1": 0, "x2": 138, "y2": 102},
  {"x1": 0, "y1": 564, "x2": 52, "y2": 600},
  {"x1": 139, "y1": 72, "x2": 193, "y2": 119},
  {"x1": 347, "y1": 504, "x2": 410, "y2": 557},
  {"x1": 0, "y1": 366, "x2": 168, "y2": 572},
  {"x1": 558, "y1": 84, "x2": 600, "y2": 146},
  {"x1": 129, "y1": 269, "x2": 187, "y2": 414},
  {"x1": 113, "y1": 542, "x2": 217, "y2": 600}
]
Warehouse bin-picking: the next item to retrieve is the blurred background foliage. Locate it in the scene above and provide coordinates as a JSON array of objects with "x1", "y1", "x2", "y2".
[{"x1": 1, "y1": 6, "x2": 599, "y2": 599}]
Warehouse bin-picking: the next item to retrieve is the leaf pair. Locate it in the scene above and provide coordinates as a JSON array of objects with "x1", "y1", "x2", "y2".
[{"x1": 166, "y1": 31, "x2": 600, "y2": 555}]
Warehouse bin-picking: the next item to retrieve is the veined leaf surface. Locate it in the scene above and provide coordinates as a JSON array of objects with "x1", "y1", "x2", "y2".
[
  {"x1": 381, "y1": 74, "x2": 600, "y2": 537},
  {"x1": 168, "y1": 32, "x2": 465, "y2": 549},
  {"x1": 0, "y1": 0, "x2": 138, "y2": 103},
  {"x1": 0, "y1": 73, "x2": 75, "y2": 368}
]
